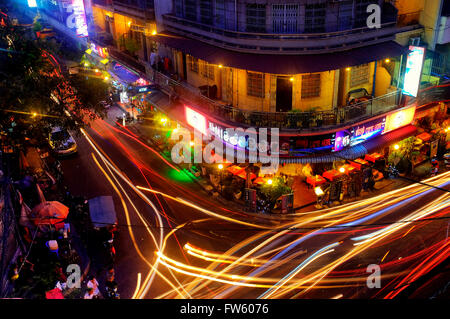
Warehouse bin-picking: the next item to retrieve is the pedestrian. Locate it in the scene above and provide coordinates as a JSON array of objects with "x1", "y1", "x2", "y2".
[
  {"x1": 106, "y1": 266, "x2": 115, "y2": 282},
  {"x1": 83, "y1": 287, "x2": 96, "y2": 299},
  {"x1": 87, "y1": 275, "x2": 100, "y2": 297}
]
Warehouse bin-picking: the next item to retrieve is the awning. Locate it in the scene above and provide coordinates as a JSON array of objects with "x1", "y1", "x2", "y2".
[
  {"x1": 154, "y1": 32, "x2": 407, "y2": 74},
  {"x1": 280, "y1": 124, "x2": 417, "y2": 164}
]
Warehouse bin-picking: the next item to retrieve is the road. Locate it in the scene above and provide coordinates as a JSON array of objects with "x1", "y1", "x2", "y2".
[{"x1": 57, "y1": 103, "x2": 450, "y2": 299}]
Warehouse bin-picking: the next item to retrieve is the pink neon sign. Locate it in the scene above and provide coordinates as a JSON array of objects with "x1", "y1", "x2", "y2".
[{"x1": 72, "y1": 0, "x2": 88, "y2": 37}]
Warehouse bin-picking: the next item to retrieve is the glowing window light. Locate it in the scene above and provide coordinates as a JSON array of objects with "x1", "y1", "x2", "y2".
[{"x1": 27, "y1": 0, "x2": 37, "y2": 8}]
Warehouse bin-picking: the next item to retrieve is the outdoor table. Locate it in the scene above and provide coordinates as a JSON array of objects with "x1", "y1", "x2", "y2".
[
  {"x1": 364, "y1": 153, "x2": 383, "y2": 163},
  {"x1": 350, "y1": 158, "x2": 369, "y2": 170},
  {"x1": 306, "y1": 175, "x2": 326, "y2": 188},
  {"x1": 342, "y1": 164, "x2": 357, "y2": 175},
  {"x1": 416, "y1": 132, "x2": 432, "y2": 142},
  {"x1": 322, "y1": 169, "x2": 341, "y2": 181}
]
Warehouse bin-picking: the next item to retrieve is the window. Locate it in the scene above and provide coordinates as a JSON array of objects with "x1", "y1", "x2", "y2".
[
  {"x1": 301, "y1": 74, "x2": 321, "y2": 98},
  {"x1": 199, "y1": 0, "x2": 213, "y2": 25},
  {"x1": 201, "y1": 61, "x2": 214, "y2": 80},
  {"x1": 174, "y1": 0, "x2": 183, "y2": 17},
  {"x1": 350, "y1": 64, "x2": 370, "y2": 87},
  {"x1": 305, "y1": 2, "x2": 326, "y2": 33},
  {"x1": 188, "y1": 55, "x2": 199, "y2": 73},
  {"x1": 184, "y1": 0, "x2": 197, "y2": 21},
  {"x1": 246, "y1": 4, "x2": 266, "y2": 33},
  {"x1": 215, "y1": 0, "x2": 225, "y2": 28},
  {"x1": 338, "y1": 0, "x2": 353, "y2": 31},
  {"x1": 247, "y1": 72, "x2": 265, "y2": 97},
  {"x1": 272, "y1": 4, "x2": 298, "y2": 33},
  {"x1": 355, "y1": 0, "x2": 373, "y2": 28}
]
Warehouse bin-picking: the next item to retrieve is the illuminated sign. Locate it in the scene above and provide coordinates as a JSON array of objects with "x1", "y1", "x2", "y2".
[
  {"x1": 185, "y1": 106, "x2": 207, "y2": 135},
  {"x1": 64, "y1": 0, "x2": 88, "y2": 37},
  {"x1": 90, "y1": 43, "x2": 108, "y2": 58},
  {"x1": 349, "y1": 117, "x2": 386, "y2": 147},
  {"x1": 383, "y1": 106, "x2": 416, "y2": 134},
  {"x1": 333, "y1": 130, "x2": 351, "y2": 152},
  {"x1": 27, "y1": 0, "x2": 37, "y2": 7},
  {"x1": 403, "y1": 46, "x2": 425, "y2": 97}
]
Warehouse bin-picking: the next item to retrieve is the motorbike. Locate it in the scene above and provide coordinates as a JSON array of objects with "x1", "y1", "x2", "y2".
[
  {"x1": 105, "y1": 280, "x2": 120, "y2": 299},
  {"x1": 387, "y1": 164, "x2": 399, "y2": 179}
]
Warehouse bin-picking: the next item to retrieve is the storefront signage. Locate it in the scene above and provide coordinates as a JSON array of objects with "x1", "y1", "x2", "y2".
[
  {"x1": 333, "y1": 130, "x2": 351, "y2": 152},
  {"x1": 63, "y1": 0, "x2": 88, "y2": 37},
  {"x1": 383, "y1": 106, "x2": 416, "y2": 134},
  {"x1": 403, "y1": 46, "x2": 425, "y2": 97},
  {"x1": 349, "y1": 117, "x2": 386, "y2": 147},
  {"x1": 27, "y1": 0, "x2": 37, "y2": 8},
  {"x1": 90, "y1": 43, "x2": 108, "y2": 58},
  {"x1": 185, "y1": 106, "x2": 207, "y2": 135}
]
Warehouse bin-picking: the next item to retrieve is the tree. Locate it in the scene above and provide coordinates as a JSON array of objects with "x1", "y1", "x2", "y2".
[
  {"x1": 119, "y1": 34, "x2": 139, "y2": 57},
  {"x1": 0, "y1": 20, "x2": 107, "y2": 147},
  {"x1": 259, "y1": 177, "x2": 292, "y2": 209}
]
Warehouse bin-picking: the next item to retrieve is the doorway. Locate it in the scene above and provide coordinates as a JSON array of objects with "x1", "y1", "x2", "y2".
[{"x1": 276, "y1": 76, "x2": 293, "y2": 112}]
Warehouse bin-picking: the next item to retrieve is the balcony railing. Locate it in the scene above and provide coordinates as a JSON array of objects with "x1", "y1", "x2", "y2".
[
  {"x1": 105, "y1": 46, "x2": 403, "y2": 131},
  {"x1": 147, "y1": 67, "x2": 402, "y2": 131},
  {"x1": 162, "y1": 14, "x2": 398, "y2": 54}
]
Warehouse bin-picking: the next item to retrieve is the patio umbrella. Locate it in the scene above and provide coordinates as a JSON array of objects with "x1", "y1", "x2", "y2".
[
  {"x1": 45, "y1": 288, "x2": 64, "y2": 299},
  {"x1": 31, "y1": 201, "x2": 69, "y2": 225}
]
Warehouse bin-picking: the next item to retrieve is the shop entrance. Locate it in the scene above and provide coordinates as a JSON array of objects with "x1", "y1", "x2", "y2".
[{"x1": 276, "y1": 76, "x2": 293, "y2": 112}]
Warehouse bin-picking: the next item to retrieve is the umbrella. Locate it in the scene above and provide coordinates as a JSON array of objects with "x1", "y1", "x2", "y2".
[
  {"x1": 31, "y1": 201, "x2": 69, "y2": 225},
  {"x1": 45, "y1": 288, "x2": 64, "y2": 299}
]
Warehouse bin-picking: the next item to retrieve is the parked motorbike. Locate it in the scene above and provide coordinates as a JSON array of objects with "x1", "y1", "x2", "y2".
[
  {"x1": 105, "y1": 280, "x2": 120, "y2": 299},
  {"x1": 430, "y1": 158, "x2": 439, "y2": 177},
  {"x1": 387, "y1": 164, "x2": 399, "y2": 179}
]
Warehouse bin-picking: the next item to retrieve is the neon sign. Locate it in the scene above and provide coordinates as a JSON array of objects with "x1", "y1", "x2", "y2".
[
  {"x1": 65, "y1": 0, "x2": 88, "y2": 37},
  {"x1": 383, "y1": 106, "x2": 416, "y2": 134},
  {"x1": 27, "y1": 0, "x2": 37, "y2": 7},
  {"x1": 403, "y1": 46, "x2": 425, "y2": 97},
  {"x1": 185, "y1": 106, "x2": 207, "y2": 135}
]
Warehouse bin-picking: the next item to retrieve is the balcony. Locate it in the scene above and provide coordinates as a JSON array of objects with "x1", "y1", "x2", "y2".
[
  {"x1": 146, "y1": 66, "x2": 403, "y2": 132},
  {"x1": 113, "y1": 1, "x2": 155, "y2": 21},
  {"x1": 162, "y1": 14, "x2": 399, "y2": 54}
]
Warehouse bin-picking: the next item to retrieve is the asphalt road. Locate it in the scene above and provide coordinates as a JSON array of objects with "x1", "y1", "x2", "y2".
[{"x1": 57, "y1": 105, "x2": 450, "y2": 299}]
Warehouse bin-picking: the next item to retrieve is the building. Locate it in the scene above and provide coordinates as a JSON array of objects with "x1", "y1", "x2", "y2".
[
  {"x1": 37, "y1": 0, "x2": 449, "y2": 162},
  {"x1": 90, "y1": 0, "x2": 157, "y2": 65}
]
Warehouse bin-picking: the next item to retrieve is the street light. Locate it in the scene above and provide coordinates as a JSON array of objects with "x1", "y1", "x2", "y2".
[
  {"x1": 394, "y1": 144, "x2": 400, "y2": 150},
  {"x1": 314, "y1": 186, "x2": 324, "y2": 197},
  {"x1": 289, "y1": 77, "x2": 294, "y2": 82},
  {"x1": 339, "y1": 167, "x2": 346, "y2": 174}
]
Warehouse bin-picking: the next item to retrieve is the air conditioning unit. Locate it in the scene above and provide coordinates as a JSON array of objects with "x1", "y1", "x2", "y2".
[{"x1": 409, "y1": 37, "x2": 421, "y2": 46}]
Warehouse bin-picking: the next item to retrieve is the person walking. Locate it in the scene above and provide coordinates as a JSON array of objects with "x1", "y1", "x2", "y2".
[
  {"x1": 83, "y1": 288, "x2": 96, "y2": 299},
  {"x1": 87, "y1": 275, "x2": 100, "y2": 298}
]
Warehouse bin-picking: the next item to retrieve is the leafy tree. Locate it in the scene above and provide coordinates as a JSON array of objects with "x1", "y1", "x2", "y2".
[
  {"x1": 0, "y1": 20, "x2": 107, "y2": 147},
  {"x1": 259, "y1": 176, "x2": 292, "y2": 208},
  {"x1": 119, "y1": 34, "x2": 140, "y2": 56}
]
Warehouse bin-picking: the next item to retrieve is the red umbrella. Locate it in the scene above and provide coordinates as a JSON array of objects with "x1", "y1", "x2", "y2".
[
  {"x1": 45, "y1": 288, "x2": 64, "y2": 299},
  {"x1": 31, "y1": 201, "x2": 69, "y2": 225}
]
